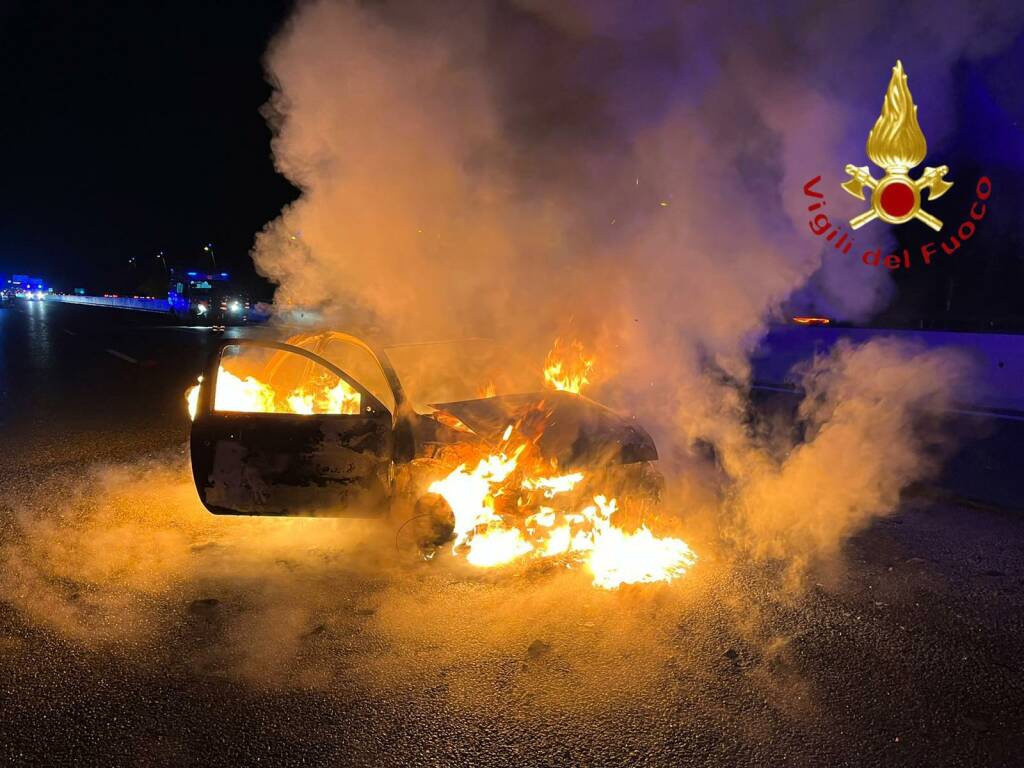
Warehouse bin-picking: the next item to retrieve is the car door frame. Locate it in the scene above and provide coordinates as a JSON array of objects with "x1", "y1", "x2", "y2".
[{"x1": 190, "y1": 338, "x2": 398, "y2": 516}]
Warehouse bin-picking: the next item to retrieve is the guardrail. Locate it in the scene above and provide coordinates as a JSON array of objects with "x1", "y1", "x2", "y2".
[
  {"x1": 47, "y1": 294, "x2": 170, "y2": 313},
  {"x1": 754, "y1": 324, "x2": 1024, "y2": 412}
]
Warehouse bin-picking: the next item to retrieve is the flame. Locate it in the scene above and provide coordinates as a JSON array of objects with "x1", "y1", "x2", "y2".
[
  {"x1": 214, "y1": 367, "x2": 278, "y2": 413},
  {"x1": 583, "y1": 497, "x2": 697, "y2": 589},
  {"x1": 792, "y1": 316, "x2": 831, "y2": 326},
  {"x1": 866, "y1": 60, "x2": 927, "y2": 171},
  {"x1": 185, "y1": 367, "x2": 360, "y2": 420},
  {"x1": 543, "y1": 338, "x2": 595, "y2": 394},
  {"x1": 427, "y1": 429, "x2": 697, "y2": 589},
  {"x1": 185, "y1": 376, "x2": 203, "y2": 419}
]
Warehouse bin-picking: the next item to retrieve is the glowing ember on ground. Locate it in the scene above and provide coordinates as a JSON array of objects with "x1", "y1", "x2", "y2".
[
  {"x1": 428, "y1": 430, "x2": 697, "y2": 589},
  {"x1": 544, "y1": 338, "x2": 596, "y2": 394}
]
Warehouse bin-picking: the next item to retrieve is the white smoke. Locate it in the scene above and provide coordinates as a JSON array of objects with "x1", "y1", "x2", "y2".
[{"x1": 248, "y1": 0, "x2": 1009, "y2": 567}]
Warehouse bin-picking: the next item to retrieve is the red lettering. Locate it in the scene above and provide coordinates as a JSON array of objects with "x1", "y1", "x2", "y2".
[
  {"x1": 920, "y1": 242, "x2": 937, "y2": 265},
  {"x1": 863, "y1": 248, "x2": 881, "y2": 267},
  {"x1": 958, "y1": 221, "x2": 975, "y2": 241},
  {"x1": 970, "y1": 202, "x2": 986, "y2": 221},
  {"x1": 885, "y1": 254, "x2": 901, "y2": 270},
  {"x1": 976, "y1": 176, "x2": 991, "y2": 200},
  {"x1": 941, "y1": 236, "x2": 961, "y2": 256},
  {"x1": 809, "y1": 214, "x2": 830, "y2": 235},
  {"x1": 803, "y1": 176, "x2": 824, "y2": 199}
]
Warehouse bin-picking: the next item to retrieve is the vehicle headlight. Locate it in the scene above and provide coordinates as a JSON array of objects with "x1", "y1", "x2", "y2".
[
  {"x1": 36, "y1": 291, "x2": 44, "y2": 299},
  {"x1": 229, "y1": 301, "x2": 241, "y2": 313},
  {"x1": 196, "y1": 303, "x2": 208, "y2": 315}
]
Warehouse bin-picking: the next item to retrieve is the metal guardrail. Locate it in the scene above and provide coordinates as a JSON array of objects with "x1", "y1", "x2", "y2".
[
  {"x1": 755, "y1": 324, "x2": 1024, "y2": 412},
  {"x1": 47, "y1": 294, "x2": 170, "y2": 313}
]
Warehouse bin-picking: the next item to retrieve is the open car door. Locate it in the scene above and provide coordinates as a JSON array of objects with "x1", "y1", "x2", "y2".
[{"x1": 190, "y1": 339, "x2": 395, "y2": 516}]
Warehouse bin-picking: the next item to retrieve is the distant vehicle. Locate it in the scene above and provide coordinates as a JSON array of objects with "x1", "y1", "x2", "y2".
[
  {"x1": 168, "y1": 270, "x2": 249, "y2": 324},
  {"x1": 9, "y1": 274, "x2": 47, "y2": 300}
]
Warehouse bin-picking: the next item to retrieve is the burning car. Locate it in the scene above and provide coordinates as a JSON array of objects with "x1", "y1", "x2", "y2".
[{"x1": 187, "y1": 332, "x2": 695, "y2": 587}]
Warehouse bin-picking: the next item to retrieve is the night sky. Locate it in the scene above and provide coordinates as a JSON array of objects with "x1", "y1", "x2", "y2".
[
  {"x1": 1, "y1": 1, "x2": 1022, "y2": 326},
  {"x1": 0, "y1": 0, "x2": 296, "y2": 297}
]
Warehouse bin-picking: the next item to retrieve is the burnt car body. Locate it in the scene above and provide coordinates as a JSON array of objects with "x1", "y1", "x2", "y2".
[{"x1": 189, "y1": 333, "x2": 659, "y2": 518}]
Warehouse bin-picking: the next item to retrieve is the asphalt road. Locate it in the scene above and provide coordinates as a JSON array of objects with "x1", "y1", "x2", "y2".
[{"x1": 1, "y1": 299, "x2": 1022, "y2": 767}]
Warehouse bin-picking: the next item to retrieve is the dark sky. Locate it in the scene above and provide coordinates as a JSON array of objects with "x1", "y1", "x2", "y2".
[{"x1": 0, "y1": 0, "x2": 296, "y2": 295}]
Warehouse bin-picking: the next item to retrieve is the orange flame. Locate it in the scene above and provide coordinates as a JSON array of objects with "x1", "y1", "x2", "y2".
[
  {"x1": 543, "y1": 338, "x2": 595, "y2": 394},
  {"x1": 427, "y1": 427, "x2": 697, "y2": 588},
  {"x1": 185, "y1": 367, "x2": 360, "y2": 420},
  {"x1": 792, "y1": 316, "x2": 830, "y2": 326}
]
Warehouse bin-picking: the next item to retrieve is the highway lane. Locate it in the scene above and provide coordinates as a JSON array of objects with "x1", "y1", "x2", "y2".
[
  {"x1": 1, "y1": 300, "x2": 229, "y2": 449},
  {"x1": 0, "y1": 299, "x2": 1022, "y2": 767}
]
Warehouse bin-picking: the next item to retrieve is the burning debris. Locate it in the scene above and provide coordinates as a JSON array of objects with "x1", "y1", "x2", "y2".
[{"x1": 427, "y1": 422, "x2": 697, "y2": 588}]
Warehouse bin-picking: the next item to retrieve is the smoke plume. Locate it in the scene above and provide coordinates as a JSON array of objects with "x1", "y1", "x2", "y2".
[{"x1": 253, "y1": 0, "x2": 1005, "y2": 564}]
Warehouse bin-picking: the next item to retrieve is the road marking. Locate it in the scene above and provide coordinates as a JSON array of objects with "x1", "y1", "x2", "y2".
[{"x1": 105, "y1": 349, "x2": 138, "y2": 364}]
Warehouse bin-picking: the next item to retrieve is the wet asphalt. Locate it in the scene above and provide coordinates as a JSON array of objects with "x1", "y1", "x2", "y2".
[{"x1": 0, "y1": 300, "x2": 1022, "y2": 767}]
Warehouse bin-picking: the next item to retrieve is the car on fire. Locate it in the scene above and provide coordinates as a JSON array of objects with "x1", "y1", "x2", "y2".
[{"x1": 188, "y1": 333, "x2": 663, "y2": 540}]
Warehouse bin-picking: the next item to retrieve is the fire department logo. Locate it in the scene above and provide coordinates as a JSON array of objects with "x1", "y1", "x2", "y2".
[{"x1": 842, "y1": 60, "x2": 952, "y2": 231}]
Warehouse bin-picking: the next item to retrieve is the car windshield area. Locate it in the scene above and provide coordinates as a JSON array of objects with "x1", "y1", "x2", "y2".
[
  {"x1": 214, "y1": 343, "x2": 362, "y2": 416},
  {"x1": 285, "y1": 332, "x2": 397, "y2": 414},
  {"x1": 382, "y1": 338, "x2": 539, "y2": 412}
]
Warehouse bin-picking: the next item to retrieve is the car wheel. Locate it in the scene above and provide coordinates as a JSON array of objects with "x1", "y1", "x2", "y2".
[{"x1": 393, "y1": 493, "x2": 455, "y2": 559}]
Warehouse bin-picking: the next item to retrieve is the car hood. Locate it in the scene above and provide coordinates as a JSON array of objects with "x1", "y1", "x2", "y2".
[{"x1": 430, "y1": 391, "x2": 657, "y2": 468}]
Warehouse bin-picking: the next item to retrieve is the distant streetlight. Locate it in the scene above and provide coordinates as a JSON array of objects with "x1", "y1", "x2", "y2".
[
  {"x1": 203, "y1": 243, "x2": 217, "y2": 267},
  {"x1": 156, "y1": 251, "x2": 167, "y2": 272}
]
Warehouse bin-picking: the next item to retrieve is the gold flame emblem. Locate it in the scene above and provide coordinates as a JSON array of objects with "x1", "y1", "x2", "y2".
[{"x1": 842, "y1": 60, "x2": 952, "y2": 231}]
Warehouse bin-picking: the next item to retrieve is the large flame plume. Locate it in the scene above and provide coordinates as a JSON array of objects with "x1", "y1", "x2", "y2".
[{"x1": 866, "y1": 60, "x2": 927, "y2": 171}]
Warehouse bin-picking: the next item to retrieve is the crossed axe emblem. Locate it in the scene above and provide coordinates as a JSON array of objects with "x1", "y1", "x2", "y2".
[{"x1": 841, "y1": 164, "x2": 953, "y2": 232}]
